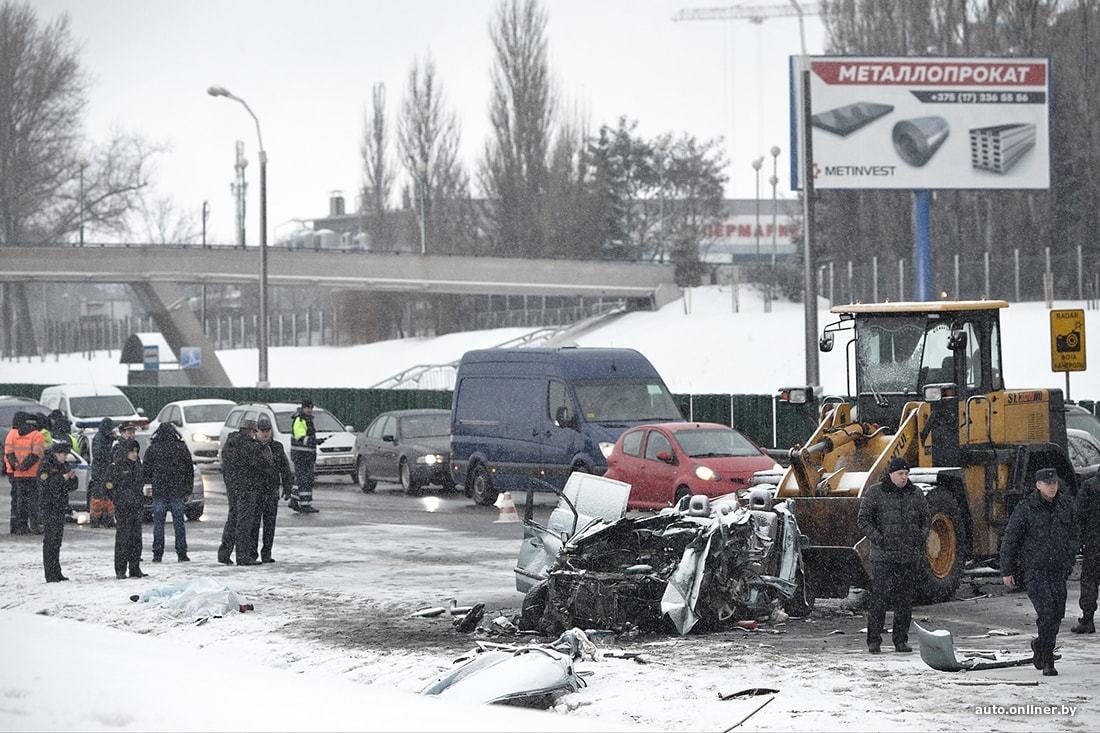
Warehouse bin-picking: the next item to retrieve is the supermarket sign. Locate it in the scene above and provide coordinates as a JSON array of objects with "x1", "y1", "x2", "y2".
[{"x1": 790, "y1": 56, "x2": 1050, "y2": 190}]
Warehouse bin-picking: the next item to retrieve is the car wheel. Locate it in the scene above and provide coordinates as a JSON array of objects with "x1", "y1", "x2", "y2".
[
  {"x1": 469, "y1": 464, "x2": 498, "y2": 506},
  {"x1": 674, "y1": 485, "x2": 693, "y2": 506},
  {"x1": 400, "y1": 459, "x2": 421, "y2": 496},
  {"x1": 356, "y1": 458, "x2": 376, "y2": 493},
  {"x1": 185, "y1": 504, "x2": 204, "y2": 522}
]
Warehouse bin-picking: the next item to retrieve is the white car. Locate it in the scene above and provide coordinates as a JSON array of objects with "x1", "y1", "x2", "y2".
[
  {"x1": 217, "y1": 402, "x2": 357, "y2": 479},
  {"x1": 147, "y1": 399, "x2": 237, "y2": 464}
]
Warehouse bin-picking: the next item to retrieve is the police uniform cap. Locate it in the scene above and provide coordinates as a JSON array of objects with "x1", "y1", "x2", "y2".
[
  {"x1": 256, "y1": 417, "x2": 272, "y2": 431},
  {"x1": 50, "y1": 440, "x2": 71, "y2": 454},
  {"x1": 1035, "y1": 467, "x2": 1058, "y2": 484},
  {"x1": 239, "y1": 418, "x2": 258, "y2": 431}
]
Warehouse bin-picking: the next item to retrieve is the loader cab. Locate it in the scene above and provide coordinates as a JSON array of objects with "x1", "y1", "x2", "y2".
[{"x1": 843, "y1": 304, "x2": 1004, "y2": 429}]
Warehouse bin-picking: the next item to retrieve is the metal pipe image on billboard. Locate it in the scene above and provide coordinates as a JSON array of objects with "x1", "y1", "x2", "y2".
[
  {"x1": 969, "y1": 123, "x2": 1036, "y2": 174},
  {"x1": 812, "y1": 102, "x2": 894, "y2": 137},
  {"x1": 892, "y1": 116, "x2": 950, "y2": 167}
]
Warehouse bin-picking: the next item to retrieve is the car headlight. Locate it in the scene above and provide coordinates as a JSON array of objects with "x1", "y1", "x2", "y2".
[
  {"x1": 694, "y1": 465, "x2": 719, "y2": 481},
  {"x1": 599, "y1": 442, "x2": 615, "y2": 458},
  {"x1": 191, "y1": 432, "x2": 217, "y2": 443},
  {"x1": 416, "y1": 454, "x2": 443, "y2": 465}
]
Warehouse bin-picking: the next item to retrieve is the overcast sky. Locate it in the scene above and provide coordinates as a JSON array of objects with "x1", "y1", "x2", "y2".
[{"x1": 29, "y1": 0, "x2": 825, "y2": 244}]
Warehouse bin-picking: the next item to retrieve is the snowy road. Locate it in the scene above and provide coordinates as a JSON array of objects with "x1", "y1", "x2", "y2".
[{"x1": 2, "y1": 472, "x2": 1099, "y2": 731}]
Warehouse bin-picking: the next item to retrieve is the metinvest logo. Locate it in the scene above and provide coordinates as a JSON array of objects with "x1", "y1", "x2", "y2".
[{"x1": 822, "y1": 164, "x2": 897, "y2": 177}]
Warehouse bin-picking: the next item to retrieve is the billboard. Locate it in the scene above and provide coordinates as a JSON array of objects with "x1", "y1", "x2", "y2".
[{"x1": 791, "y1": 56, "x2": 1050, "y2": 190}]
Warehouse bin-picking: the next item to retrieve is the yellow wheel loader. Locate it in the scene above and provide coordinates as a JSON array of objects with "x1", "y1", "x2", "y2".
[{"x1": 763, "y1": 300, "x2": 1074, "y2": 609}]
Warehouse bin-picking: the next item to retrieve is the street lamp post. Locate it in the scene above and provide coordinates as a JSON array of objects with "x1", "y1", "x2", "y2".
[
  {"x1": 752, "y1": 156, "x2": 764, "y2": 311},
  {"x1": 208, "y1": 85, "x2": 269, "y2": 388},
  {"x1": 416, "y1": 160, "x2": 428, "y2": 255},
  {"x1": 78, "y1": 155, "x2": 89, "y2": 246},
  {"x1": 201, "y1": 200, "x2": 210, "y2": 335},
  {"x1": 769, "y1": 146, "x2": 780, "y2": 268},
  {"x1": 752, "y1": 157, "x2": 764, "y2": 262}
]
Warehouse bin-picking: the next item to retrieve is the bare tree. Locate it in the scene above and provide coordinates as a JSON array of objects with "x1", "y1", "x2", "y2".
[
  {"x1": 0, "y1": 2, "x2": 155, "y2": 355},
  {"x1": 397, "y1": 54, "x2": 474, "y2": 255},
  {"x1": 129, "y1": 195, "x2": 199, "y2": 244},
  {"x1": 360, "y1": 82, "x2": 395, "y2": 251},
  {"x1": 480, "y1": 0, "x2": 554, "y2": 256}
]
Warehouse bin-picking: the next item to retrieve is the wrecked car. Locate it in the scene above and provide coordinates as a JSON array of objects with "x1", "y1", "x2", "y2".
[{"x1": 513, "y1": 473, "x2": 804, "y2": 636}]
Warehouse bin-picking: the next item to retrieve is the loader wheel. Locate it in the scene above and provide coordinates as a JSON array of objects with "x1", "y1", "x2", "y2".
[{"x1": 917, "y1": 490, "x2": 965, "y2": 604}]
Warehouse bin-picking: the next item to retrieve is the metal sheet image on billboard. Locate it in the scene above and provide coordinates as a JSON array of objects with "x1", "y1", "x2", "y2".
[{"x1": 791, "y1": 56, "x2": 1050, "y2": 190}]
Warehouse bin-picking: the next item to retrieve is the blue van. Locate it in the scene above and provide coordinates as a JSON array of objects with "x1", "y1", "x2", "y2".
[{"x1": 450, "y1": 347, "x2": 683, "y2": 505}]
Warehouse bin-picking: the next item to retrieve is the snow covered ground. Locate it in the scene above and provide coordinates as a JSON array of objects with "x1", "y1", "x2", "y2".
[
  {"x1": 0, "y1": 479, "x2": 1098, "y2": 732},
  {"x1": 2, "y1": 284, "x2": 1099, "y2": 400}
]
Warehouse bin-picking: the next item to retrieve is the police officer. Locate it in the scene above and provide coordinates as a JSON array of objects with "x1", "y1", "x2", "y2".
[
  {"x1": 251, "y1": 416, "x2": 293, "y2": 563},
  {"x1": 38, "y1": 438, "x2": 77, "y2": 582},
  {"x1": 106, "y1": 439, "x2": 147, "y2": 579},
  {"x1": 1001, "y1": 467, "x2": 1079, "y2": 676},
  {"x1": 289, "y1": 398, "x2": 321, "y2": 513},
  {"x1": 1073, "y1": 472, "x2": 1100, "y2": 634},
  {"x1": 856, "y1": 456, "x2": 930, "y2": 654},
  {"x1": 218, "y1": 419, "x2": 272, "y2": 566}
]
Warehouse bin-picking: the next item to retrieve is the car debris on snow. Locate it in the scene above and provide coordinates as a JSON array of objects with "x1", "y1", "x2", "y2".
[
  {"x1": 421, "y1": 645, "x2": 586, "y2": 709},
  {"x1": 513, "y1": 474, "x2": 804, "y2": 637}
]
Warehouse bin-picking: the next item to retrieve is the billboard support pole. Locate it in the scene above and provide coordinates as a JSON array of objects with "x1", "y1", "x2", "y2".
[
  {"x1": 800, "y1": 65, "x2": 819, "y2": 386},
  {"x1": 914, "y1": 190, "x2": 932, "y2": 301}
]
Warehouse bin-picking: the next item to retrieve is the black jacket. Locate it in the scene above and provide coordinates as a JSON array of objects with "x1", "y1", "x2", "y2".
[
  {"x1": 143, "y1": 424, "x2": 195, "y2": 501},
  {"x1": 222, "y1": 430, "x2": 274, "y2": 494},
  {"x1": 1001, "y1": 488, "x2": 1079, "y2": 580},
  {"x1": 105, "y1": 451, "x2": 144, "y2": 513},
  {"x1": 1077, "y1": 474, "x2": 1100, "y2": 551},
  {"x1": 857, "y1": 477, "x2": 931, "y2": 564},
  {"x1": 261, "y1": 439, "x2": 294, "y2": 495},
  {"x1": 38, "y1": 453, "x2": 77, "y2": 514},
  {"x1": 90, "y1": 419, "x2": 116, "y2": 495}
]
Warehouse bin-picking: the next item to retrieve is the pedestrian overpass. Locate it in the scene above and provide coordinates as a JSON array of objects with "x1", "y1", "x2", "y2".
[{"x1": 0, "y1": 244, "x2": 680, "y2": 387}]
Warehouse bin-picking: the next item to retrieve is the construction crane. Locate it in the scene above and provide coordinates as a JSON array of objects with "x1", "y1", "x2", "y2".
[{"x1": 672, "y1": 2, "x2": 820, "y2": 53}]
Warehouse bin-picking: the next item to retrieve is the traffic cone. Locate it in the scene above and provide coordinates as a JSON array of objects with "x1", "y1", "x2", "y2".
[{"x1": 493, "y1": 491, "x2": 519, "y2": 523}]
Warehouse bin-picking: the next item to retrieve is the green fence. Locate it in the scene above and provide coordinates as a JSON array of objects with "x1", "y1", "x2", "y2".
[{"x1": 0, "y1": 382, "x2": 816, "y2": 450}]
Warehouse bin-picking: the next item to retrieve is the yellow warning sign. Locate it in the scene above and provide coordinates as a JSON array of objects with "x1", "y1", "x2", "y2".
[{"x1": 1050, "y1": 309, "x2": 1086, "y2": 372}]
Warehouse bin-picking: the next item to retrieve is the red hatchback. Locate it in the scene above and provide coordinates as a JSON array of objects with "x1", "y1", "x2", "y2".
[{"x1": 606, "y1": 422, "x2": 777, "y2": 510}]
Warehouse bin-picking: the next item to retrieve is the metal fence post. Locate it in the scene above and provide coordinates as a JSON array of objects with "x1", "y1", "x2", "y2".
[
  {"x1": 872, "y1": 255, "x2": 878, "y2": 302},
  {"x1": 1014, "y1": 248, "x2": 1020, "y2": 302},
  {"x1": 954, "y1": 253, "x2": 960, "y2": 299}
]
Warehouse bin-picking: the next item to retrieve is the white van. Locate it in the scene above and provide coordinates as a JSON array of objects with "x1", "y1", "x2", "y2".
[{"x1": 39, "y1": 384, "x2": 148, "y2": 457}]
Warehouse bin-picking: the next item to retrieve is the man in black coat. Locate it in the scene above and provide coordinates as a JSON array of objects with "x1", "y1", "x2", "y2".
[
  {"x1": 856, "y1": 457, "x2": 931, "y2": 654},
  {"x1": 38, "y1": 439, "x2": 78, "y2": 582},
  {"x1": 89, "y1": 417, "x2": 117, "y2": 528},
  {"x1": 251, "y1": 416, "x2": 294, "y2": 563},
  {"x1": 1001, "y1": 467, "x2": 1079, "y2": 676},
  {"x1": 144, "y1": 422, "x2": 195, "y2": 563},
  {"x1": 1072, "y1": 472, "x2": 1100, "y2": 634},
  {"x1": 106, "y1": 439, "x2": 147, "y2": 579},
  {"x1": 218, "y1": 420, "x2": 273, "y2": 566}
]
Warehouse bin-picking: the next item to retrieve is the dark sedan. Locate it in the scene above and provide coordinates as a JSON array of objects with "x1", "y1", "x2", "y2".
[{"x1": 353, "y1": 409, "x2": 455, "y2": 495}]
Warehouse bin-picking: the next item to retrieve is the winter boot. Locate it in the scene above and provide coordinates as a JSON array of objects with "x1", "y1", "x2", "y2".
[
  {"x1": 1071, "y1": 616, "x2": 1095, "y2": 634},
  {"x1": 1030, "y1": 638, "x2": 1042, "y2": 669},
  {"x1": 1042, "y1": 653, "x2": 1058, "y2": 676}
]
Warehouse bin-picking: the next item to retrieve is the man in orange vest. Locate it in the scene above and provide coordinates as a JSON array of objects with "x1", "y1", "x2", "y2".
[
  {"x1": 4, "y1": 411, "x2": 26, "y2": 534},
  {"x1": 7, "y1": 413, "x2": 45, "y2": 534}
]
